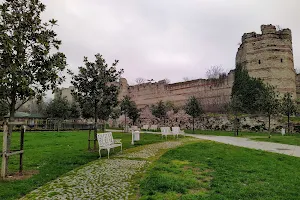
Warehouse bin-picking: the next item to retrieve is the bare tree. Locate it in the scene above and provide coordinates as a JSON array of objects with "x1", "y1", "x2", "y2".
[
  {"x1": 135, "y1": 77, "x2": 146, "y2": 85},
  {"x1": 164, "y1": 78, "x2": 171, "y2": 84},
  {"x1": 276, "y1": 25, "x2": 283, "y2": 31},
  {"x1": 183, "y1": 77, "x2": 190, "y2": 81},
  {"x1": 206, "y1": 65, "x2": 225, "y2": 79}
]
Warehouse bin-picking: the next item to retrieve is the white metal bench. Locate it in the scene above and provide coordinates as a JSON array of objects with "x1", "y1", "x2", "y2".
[
  {"x1": 129, "y1": 125, "x2": 140, "y2": 131},
  {"x1": 150, "y1": 125, "x2": 158, "y2": 131},
  {"x1": 142, "y1": 125, "x2": 149, "y2": 130},
  {"x1": 172, "y1": 127, "x2": 185, "y2": 138},
  {"x1": 97, "y1": 132, "x2": 122, "y2": 159},
  {"x1": 160, "y1": 127, "x2": 173, "y2": 139}
]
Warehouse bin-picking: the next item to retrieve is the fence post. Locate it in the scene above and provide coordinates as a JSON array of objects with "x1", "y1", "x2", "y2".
[
  {"x1": 1, "y1": 124, "x2": 8, "y2": 178},
  {"x1": 19, "y1": 126, "x2": 25, "y2": 175}
]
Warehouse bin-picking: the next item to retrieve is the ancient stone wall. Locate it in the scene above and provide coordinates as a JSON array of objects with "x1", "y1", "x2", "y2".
[
  {"x1": 120, "y1": 71, "x2": 234, "y2": 112},
  {"x1": 236, "y1": 24, "x2": 296, "y2": 98}
]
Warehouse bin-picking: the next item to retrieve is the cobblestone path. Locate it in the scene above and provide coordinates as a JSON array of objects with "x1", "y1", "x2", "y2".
[{"x1": 21, "y1": 140, "x2": 186, "y2": 200}]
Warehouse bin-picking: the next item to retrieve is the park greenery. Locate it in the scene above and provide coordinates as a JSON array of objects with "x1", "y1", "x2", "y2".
[
  {"x1": 0, "y1": 131, "x2": 163, "y2": 200},
  {"x1": 0, "y1": 0, "x2": 67, "y2": 176},
  {"x1": 120, "y1": 95, "x2": 140, "y2": 130},
  {"x1": 140, "y1": 141, "x2": 300, "y2": 199},
  {"x1": 185, "y1": 96, "x2": 203, "y2": 133},
  {"x1": 68, "y1": 54, "x2": 123, "y2": 132}
]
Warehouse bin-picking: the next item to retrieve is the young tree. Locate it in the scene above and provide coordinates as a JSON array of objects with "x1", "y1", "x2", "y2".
[
  {"x1": 257, "y1": 84, "x2": 280, "y2": 137},
  {"x1": 185, "y1": 96, "x2": 203, "y2": 133},
  {"x1": 120, "y1": 95, "x2": 132, "y2": 131},
  {"x1": 46, "y1": 95, "x2": 70, "y2": 131},
  {"x1": 228, "y1": 95, "x2": 243, "y2": 136},
  {"x1": 69, "y1": 54, "x2": 123, "y2": 134},
  {"x1": 46, "y1": 96, "x2": 70, "y2": 119},
  {"x1": 151, "y1": 100, "x2": 167, "y2": 123},
  {"x1": 0, "y1": 0, "x2": 67, "y2": 174},
  {"x1": 128, "y1": 103, "x2": 140, "y2": 125},
  {"x1": 281, "y1": 93, "x2": 296, "y2": 133},
  {"x1": 69, "y1": 102, "x2": 81, "y2": 119}
]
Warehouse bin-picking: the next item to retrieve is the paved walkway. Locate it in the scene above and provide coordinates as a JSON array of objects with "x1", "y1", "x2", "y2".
[
  {"x1": 186, "y1": 134, "x2": 300, "y2": 158},
  {"x1": 21, "y1": 141, "x2": 184, "y2": 200}
]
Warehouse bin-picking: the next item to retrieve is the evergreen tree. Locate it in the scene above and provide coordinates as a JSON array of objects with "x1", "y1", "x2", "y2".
[
  {"x1": 257, "y1": 84, "x2": 280, "y2": 136},
  {"x1": 231, "y1": 65, "x2": 266, "y2": 114},
  {"x1": 151, "y1": 100, "x2": 167, "y2": 122},
  {"x1": 185, "y1": 96, "x2": 203, "y2": 133},
  {"x1": 281, "y1": 93, "x2": 296, "y2": 133},
  {"x1": 0, "y1": 0, "x2": 67, "y2": 171},
  {"x1": 69, "y1": 54, "x2": 123, "y2": 133},
  {"x1": 69, "y1": 102, "x2": 81, "y2": 119}
]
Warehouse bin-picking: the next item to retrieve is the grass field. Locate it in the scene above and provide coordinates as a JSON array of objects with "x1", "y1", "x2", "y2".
[
  {"x1": 0, "y1": 131, "x2": 163, "y2": 200},
  {"x1": 140, "y1": 141, "x2": 300, "y2": 200},
  {"x1": 184, "y1": 129, "x2": 281, "y2": 137},
  {"x1": 252, "y1": 135, "x2": 300, "y2": 146}
]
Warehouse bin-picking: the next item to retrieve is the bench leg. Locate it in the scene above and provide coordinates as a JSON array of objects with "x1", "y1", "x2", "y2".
[
  {"x1": 99, "y1": 149, "x2": 102, "y2": 159},
  {"x1": 121, "y1": 144, "x2": 123, "y2": 152},
  {"x1": 107, "y1": 148, "x2": 110, "y2": 159}
]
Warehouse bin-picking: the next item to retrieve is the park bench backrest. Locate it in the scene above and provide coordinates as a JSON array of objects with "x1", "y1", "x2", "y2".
[
  {"x1": 97, "y1": 132, "x2": 114, "y2": 147},
  {"x1": 172, "y1": 127, "x2": 181, "y2": 133},
  {"x1": 131, "y1": 126, "x2": 139, "y2": 131},
  {"x1": 160, "y1": 127, "x2": 171, "y2": 133},
  {"x1": 150, "y1": 125, "x2": 158, "y2": 130},
  {"x1": 142, "y1": 125, "x2": 149, "y2": 130}
]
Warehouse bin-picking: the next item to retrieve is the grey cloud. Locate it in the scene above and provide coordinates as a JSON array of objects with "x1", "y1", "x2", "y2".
[{"x1": 4, "y1": 0, "x2": 300, "y2": 86}]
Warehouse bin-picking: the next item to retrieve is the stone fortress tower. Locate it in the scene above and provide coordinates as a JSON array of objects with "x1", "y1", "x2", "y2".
[
  {"x1": 56, "y1": 24, "x2": 299, "y2": 112},
  {"x1": 236, "y1": 24, "x2": 296, "y2": 98}
]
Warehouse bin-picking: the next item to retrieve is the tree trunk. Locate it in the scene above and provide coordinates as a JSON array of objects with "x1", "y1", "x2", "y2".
[
  {"x1": 94, "y1": 101, "x2": 98, "y2": 150},
  {"x1": 288, "y1": 112, "x2": 290, "y2": 134},
  {"x1": 268, "y1": 114, "x2": 271, "y2": 138},
  {"x1": 124, "y1": 114, "x2": 127, "y2": 132},
  {"x1": 7, "y1": 99, "x2": 16, "y2": 176},
  {"x1": 192, "y1": 117, "x2": 195, "y2": 133}
]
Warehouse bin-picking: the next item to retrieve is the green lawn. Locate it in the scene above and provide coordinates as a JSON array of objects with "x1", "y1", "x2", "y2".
[
  {"x1": 252, "y1": 135, "x2": 300, "y2": 146},
  {"x1": 0, "y1": 131, "x2": 163, "y2": 200},
  {"x1": 184, "y1": 129, "x2": 281, "y2": 137},
  {"x1": 140, "y1": 141, "x2": 300, "y2": 200}
]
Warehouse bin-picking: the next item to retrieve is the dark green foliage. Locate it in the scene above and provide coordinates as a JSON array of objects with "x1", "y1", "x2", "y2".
[
  {"x1": 46, "y1": 95, "x2": 70, "y2": 119},
  {"x1": 0, "y1": 101, "x2": 9, "y2": 119},
  {"x1": 281, "y1": 93, "x2": 296, "y2": 133},
  {"x1": 69, "y1": 102, "x2": 81, "y2": 119},
  {"x1": 231, "y1": 65, "x2": 267, "y2": 114},
  {"x1": 69, "y1": 54, "x2": 123, "y2": 130},
  {"x1": 185, "y1": 96, "x2": 203, "y2": 133},
  {"x1": 120, "y1": 95, "x2": 140, "y2": 127},
  {"x1": 0, "y1": 0, "x2": 67, "y2": 119},
  {"x1": 257, "y1": 84, "x2": 280, "y2": 133},
  {"x1": 151, "y1": 100, "x2": 167, "y2": 120},
  {"x1": 140, "y1": 141, "x2": 300, "y2": 200}
]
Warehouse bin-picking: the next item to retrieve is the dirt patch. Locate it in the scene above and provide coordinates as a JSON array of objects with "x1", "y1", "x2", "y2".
[{"x1": 4, "y1": 170, "x2": 39, "y2": 181}]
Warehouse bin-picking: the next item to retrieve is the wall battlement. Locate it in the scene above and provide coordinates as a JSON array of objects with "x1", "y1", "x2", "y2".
[
  {"x1": 241, "y1": 24, "x2": 292, "y2": 43},
  {"x1": 237, "y1": 24, "x2": 296, "y2": 98}
]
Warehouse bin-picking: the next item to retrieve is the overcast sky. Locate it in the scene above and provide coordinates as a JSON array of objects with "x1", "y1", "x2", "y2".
[{"x1": 39, "y1": 0, "x2": 300, "y2": 86}]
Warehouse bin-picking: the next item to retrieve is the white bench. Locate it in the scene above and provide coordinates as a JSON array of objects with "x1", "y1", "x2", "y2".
[
  {"x1": 129, "y1": 126, "x2": 140, "y2": 131},
  {"x1": 97, "y1": 132, "x2": 122, "y2": 159},
  {"x1": 172, "y1": 127, "x2": 185, "y2": 138},
  {"x1": 150, "y1": 125, "x2": 158, "y2": 131},
  {"x1": 160, "y1": 127, "x2": 173, "y2": 139},
  {"x1": 142, "y1": 125, "x2": 149, "y2": 130}
]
